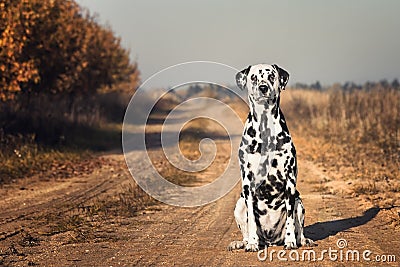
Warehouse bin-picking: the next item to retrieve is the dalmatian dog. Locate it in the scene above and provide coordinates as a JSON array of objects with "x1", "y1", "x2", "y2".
[{"x1": 228, "y1": 64, "x2": 315, "y2": 252}]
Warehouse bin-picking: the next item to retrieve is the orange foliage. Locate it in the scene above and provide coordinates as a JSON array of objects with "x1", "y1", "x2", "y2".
[{"x1": 0, "y1": 0, "x2": 139, "y2": 100}]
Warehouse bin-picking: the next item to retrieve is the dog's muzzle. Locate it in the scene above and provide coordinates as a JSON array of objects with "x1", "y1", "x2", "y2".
[
  {"x1": 254, "y1": 85, "x2": 277, "y2": 103},
  {"x1": 259, "y1": 85, "x2": 269, "y2": 94}
]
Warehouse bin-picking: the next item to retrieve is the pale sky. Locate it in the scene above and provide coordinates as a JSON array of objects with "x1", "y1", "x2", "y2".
[{"x1": 78, "y1": 0, "x2": 400, "y2": 87}]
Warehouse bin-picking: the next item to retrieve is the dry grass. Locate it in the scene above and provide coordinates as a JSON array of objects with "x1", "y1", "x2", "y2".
[
  {"x1": 117, "y1": 183, "x2": 158, "y2": 215},
  {"x1": 0, "y1": 134, "x2": 84, "y2": 183},
  {"x1": 0, "y1": 123, "x2": 122, "y2": 184},
  {"x1": 281, "y1": 88, "x2": 400, "y2": 207},
  {"x1": 0, "y1": 90, "x2": 128, "y2": 184},
  {"x1": 282, "y1": 88, "x2": 399, "y2": 152}
]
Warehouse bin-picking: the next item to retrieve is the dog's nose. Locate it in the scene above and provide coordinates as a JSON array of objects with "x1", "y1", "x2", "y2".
[{"x1": 259, "y1": 85, "x2": 268, "y2": 94}]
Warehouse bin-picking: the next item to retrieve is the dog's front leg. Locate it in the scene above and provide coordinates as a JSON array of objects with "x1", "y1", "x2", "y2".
[
  {"x1": 245, "y1": 190, "x2": 259, "y2": 252},
  {"x1": 245, "y1": 154, "x2": 260, "y2": 252},
  {"x1": 284, "y1": 177, "x2": 298, "y2": 249}
]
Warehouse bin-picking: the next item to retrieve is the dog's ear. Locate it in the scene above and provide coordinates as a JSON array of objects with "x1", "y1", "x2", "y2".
[
  {"x1": 236, "y1": 65, "x2": 251, "y2": 90},
  {"x1": 272, "y1": 64, "x2": 289, "y2": 90}
]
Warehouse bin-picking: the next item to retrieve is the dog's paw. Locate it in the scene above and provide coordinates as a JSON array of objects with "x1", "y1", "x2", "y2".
[
  {"x1": 284, "y1": 242, "x2": 298, "y2": 250},
  {"x1": 227, "y1": 240, "x2": 247, "y2": 251},
  {"x1": 301, "y1": 238, "x2": 316, "y2": 247},
  {"x1": 245, "y1": 243, "x2": 259, "y2": 252}
]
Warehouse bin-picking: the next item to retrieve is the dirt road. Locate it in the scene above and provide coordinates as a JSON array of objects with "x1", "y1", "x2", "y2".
[{"x1": 1, "y1": 101, "x2": 399, "y2": 266}]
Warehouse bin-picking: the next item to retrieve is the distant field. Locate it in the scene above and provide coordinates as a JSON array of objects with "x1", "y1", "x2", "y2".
[{"x1": 281, "y1": 88, "x2": 400, "y2": 209}]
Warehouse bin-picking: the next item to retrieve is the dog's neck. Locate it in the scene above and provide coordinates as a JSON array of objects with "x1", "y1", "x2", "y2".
[
  {"x1": 248, "y1": 95, "x2": 282, "y2": 122},
  {"x1": 247, "y1": 95, "x2": 289, "y2": 137}
]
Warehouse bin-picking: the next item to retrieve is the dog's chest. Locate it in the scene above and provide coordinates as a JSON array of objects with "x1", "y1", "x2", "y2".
[
  {"x1": 241, "y1": 107, "x2": 292, "y2": 156},
  {"x1": 240, "y1": 105, "x2": 296, "y2": 204}
]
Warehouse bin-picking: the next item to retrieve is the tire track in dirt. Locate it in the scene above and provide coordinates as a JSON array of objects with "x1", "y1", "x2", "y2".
[{"x1": 0, "y1": 160, "x2": 127, "y2": 242}]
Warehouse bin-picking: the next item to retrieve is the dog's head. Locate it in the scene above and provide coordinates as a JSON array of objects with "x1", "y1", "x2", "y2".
[{"x1": 236, "y1": 64, "x2": 289, "y2": 104}]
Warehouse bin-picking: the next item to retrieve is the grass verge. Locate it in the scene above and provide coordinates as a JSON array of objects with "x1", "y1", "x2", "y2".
[{"x1": 0, "y1": 123, "x2": 122, "y2": 184}]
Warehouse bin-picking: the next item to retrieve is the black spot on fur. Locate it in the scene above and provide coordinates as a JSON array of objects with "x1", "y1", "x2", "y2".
[
  {"x1": 268, "y1": 74, "x2": 275, "y2": 86},
  {"x1": 251, "y1": 74, "x2": 258, "y2": 85},
  {"x1": 256, "y1": 208, "x2": 267, "y2": 216},
  {"x1": 247, "y1": 171, "x2": 254, "y2": 181},
  {"x1": 273, "y1": 201, "x2": 285, "y2": 210},
  {"x1": 240, "y1": 164, "x2": 244, "y2": 174},
  {"x1": 275, "y1": 181, "x2": 285, "y2": 192},
  {"x1": 243, "y1": 185, "x2": 249, "y2": 198},
  {"x1": 247, "y1": 112, "x2": 253, "y2": 122},
  {"x1": 276, "y1": 132, "x2": 291, "y2": 150},
  {"x1": 271, "y1": 104, "x2": 279, "y2": 119},
  {"x1": 291, "y1": 146, "x2": 296, "y2": 157},
  {"x1": 267, "y1": 174, "x2": 277, "y2": 183},
  {"x1": 238, "y1": 149, "x2": 245, "y2": 164},
  {"x1": 268, "y1": 175, "x2": 282, "y2": 191},
  {"x1": 246, "y1": 140, "x2": 258, "y2": 154},
  {"x1": 287, "y1": 165, "x2": 293, "y2": 175},
  {"x1": 256, "y1": 143, "x2": 262, "y2": 153},
  {"x1": 287, "y1": 192, "x2": 296, "y2": 217},
  {"x1": 268, "y1": 141, "x2": 276, "y2": 151},
  {"x1": 271, "y1": 159, "x2": 278, "y2": 168},
  {"x1": 247, "y1": 126, "x2": 256, "y2": 138},
  {"x1": 255, "y1": 180, "x2": 279, "y2": 204},
  {"x1": 267, "y1": 171, "x2": 279, "y2": 183}
]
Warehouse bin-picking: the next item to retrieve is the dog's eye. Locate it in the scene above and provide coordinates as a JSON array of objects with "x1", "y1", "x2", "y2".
[
  {"x1": 268, "y1": 74, "x2": 275, "y2": 83},
  {"x1": 251, "y1": 74, "x2": 257, "y2": 82}
]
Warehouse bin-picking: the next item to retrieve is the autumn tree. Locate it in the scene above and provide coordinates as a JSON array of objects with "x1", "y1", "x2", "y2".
[
  {"x1": 0, "y1": 0, "x2": 139, "y2": 100},
  {"x1": 0, "y1": 0, "x2": 40, "y2": 100}
]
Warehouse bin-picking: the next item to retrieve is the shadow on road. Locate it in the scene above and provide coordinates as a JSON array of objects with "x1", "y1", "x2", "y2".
[{"x1": 304, "y1": 207, "x2": 383, "y2": 241}]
